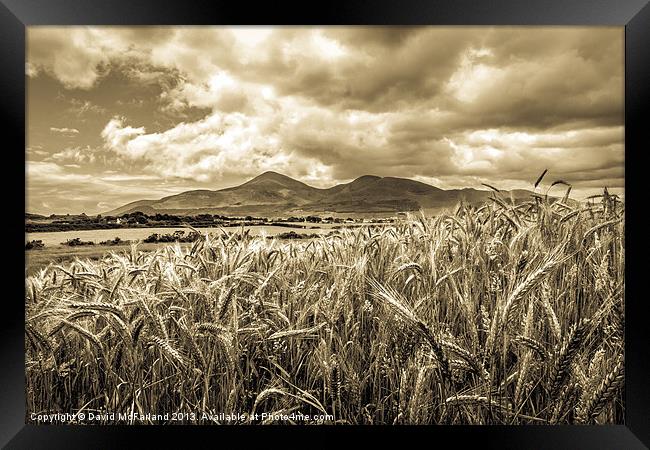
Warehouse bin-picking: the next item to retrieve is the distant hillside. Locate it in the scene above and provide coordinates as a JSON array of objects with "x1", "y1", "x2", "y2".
[
  {"x1": 103, "y1": 199, "x2": 158, "y2": 217},
  {"x1": 104, "y1": 171, "x2": 536, "y2": 217}
]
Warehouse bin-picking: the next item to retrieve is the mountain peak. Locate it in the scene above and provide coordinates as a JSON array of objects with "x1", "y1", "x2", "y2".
[
  {"x1": 352, "y1": 175, "x2": 381, "y2": 183},
  {"x1": 240, "y1": 170, "x2": 313, "y2": 190},
  {"x1": 242, "y1": 171, "x2": 301, "y2": 186},
  {"x1": 251, "y1": 171, "x2": 292, "y2": 181}
]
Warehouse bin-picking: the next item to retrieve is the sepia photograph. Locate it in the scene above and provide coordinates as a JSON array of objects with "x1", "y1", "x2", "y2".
[{"x1": 25, "y1": 26, "x2": 625, "y2": 425}]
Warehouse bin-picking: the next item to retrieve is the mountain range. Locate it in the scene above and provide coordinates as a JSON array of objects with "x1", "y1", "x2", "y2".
[{"x1": 104, "y1": 171, "x2": 533, "y2": 217}]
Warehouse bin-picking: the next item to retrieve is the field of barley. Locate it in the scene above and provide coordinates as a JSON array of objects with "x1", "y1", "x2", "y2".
[{"x1": 25, "y1": 190, "x2": 624, "y2": 425}]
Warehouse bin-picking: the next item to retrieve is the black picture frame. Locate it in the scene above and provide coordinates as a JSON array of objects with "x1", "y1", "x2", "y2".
[{"x1": 3, "y1": 0, "x2": 649, "y2": 447}]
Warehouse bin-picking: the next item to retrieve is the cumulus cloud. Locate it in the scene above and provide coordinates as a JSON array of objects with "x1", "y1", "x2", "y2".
[
  {"x1": 48, "y1": 146, "x2": 97, "y2": 164},
  {"x1": 99, "y1": 107, "x2": 324, "y2": 185},
  {"x1": 50, "y1": 127, "x2": 79, "y2": 134},
  {"x1": 101, "y1": 117, "x2": 146, "y2": 157},
  {"x1": 27, "y1": 27, "x2": 165, "y2": 89},
  {"x1": 27, "y1": 28, "x2": 112, "y2": 89},
  {"x1": 443, "y1": 127, "x2": 624, "y2": 181}
]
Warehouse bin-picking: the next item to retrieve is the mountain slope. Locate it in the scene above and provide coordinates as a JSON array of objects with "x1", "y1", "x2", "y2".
[
  {"x1": 103, "y1": 199, "x2": 159, "y2": 217},
  {"x1": 104, "y1": 172, "x2": 533, "y2": 217}
]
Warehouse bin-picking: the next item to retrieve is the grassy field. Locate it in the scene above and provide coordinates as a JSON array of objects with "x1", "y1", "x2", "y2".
[
  {"x1": 25, "y1": 243, "x2": 193, "y2": 276},
  {"x1": 24, "y1": 191, "x2": 624, "y2": 424}
]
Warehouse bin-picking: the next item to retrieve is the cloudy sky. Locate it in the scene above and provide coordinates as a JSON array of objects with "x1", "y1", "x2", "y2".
[{"x1": 27, "y1": 26, "x2": 624, "y2": 215}]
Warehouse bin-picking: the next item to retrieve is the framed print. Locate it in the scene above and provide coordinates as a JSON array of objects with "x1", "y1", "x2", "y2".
[{"x1": 2, "y1": 0, "x2": 649, "y2": 447}]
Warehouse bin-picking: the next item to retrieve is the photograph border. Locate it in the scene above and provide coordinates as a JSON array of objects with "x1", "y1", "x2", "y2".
[{"x1": 2, "y1": 0, "x2": 649, "y2": 447}]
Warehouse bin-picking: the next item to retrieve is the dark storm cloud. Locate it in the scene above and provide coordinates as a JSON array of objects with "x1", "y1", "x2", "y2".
[
  {"x1": 331, "y1": 27, "x2": 424, "y2": 48},
  {"x1": 246, "y1": 28, "x2": 475, "y2": 111}
]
